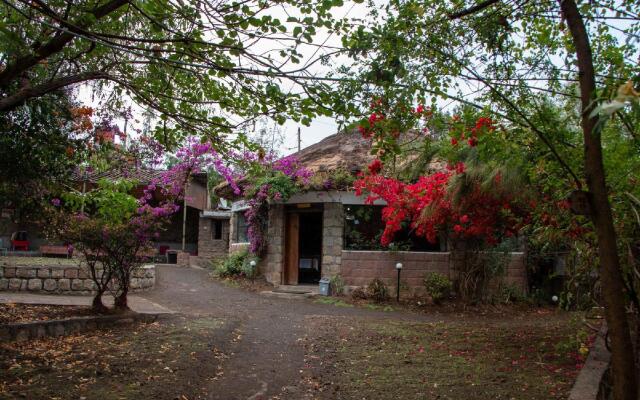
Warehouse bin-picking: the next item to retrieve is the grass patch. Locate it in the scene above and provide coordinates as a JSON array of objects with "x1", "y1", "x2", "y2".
[
  {"x1": 364, "y1": 303, "x2": 395, "y2": 312},
  {"x1": 315, "y1": 297, "x2": 354, "y2": 307},
  {"x1": 303, "y1": 310, "x2": 587, "y2": 399}
]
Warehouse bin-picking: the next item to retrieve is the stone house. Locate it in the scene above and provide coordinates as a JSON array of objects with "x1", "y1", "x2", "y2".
[{"x1": 217, "y1": 132, "x2": 528, "y2": 294}]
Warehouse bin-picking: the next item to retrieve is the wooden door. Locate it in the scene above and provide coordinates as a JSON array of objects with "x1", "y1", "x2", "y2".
[{"x1": 284, "y1": 213, "x2": 299, "y2": 285}]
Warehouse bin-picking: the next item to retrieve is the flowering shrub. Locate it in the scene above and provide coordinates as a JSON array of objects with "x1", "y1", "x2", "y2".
[
  {"x1": 448, "y1": 115, "x2": 496, "y2": 148},
  {"x1": 356, "y1": 98, "x2": 433, "y2": 160},
  {"x1": 50, "y1": 137, "x2": 236, "y2": 311},
  {"x1": 354, "y1": 112, "x2": 528, "y2": 249},
  {"x1": 242, "y1": 156, "x2": 312, "y2": 254}
]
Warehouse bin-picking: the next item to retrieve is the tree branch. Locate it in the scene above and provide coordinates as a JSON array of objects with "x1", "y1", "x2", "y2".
[
  {"x1": 0, "y1": 0, "x2": 128, "y2": 88},
  {"x1": 0, "y1": 71, "x2": 114, "y2": 111},
  {"x1": 448, "y1": 0, "x2": 501, "y2": 20}
]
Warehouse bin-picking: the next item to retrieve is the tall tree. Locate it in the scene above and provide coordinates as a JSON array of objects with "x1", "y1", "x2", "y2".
[
  {"x1": 336, "y1": 1, "x2": 640, "y2": 398},
  {"x1": 0, "y1": 0, "x2": 347, "y2": 144}
]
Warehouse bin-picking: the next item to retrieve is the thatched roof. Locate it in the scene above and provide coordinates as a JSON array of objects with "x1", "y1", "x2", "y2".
[{"x1": 290, "y1": 129, "x2": 374, "y2": 174}]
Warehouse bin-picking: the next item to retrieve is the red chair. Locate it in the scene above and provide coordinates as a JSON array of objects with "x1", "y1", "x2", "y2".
[{"x1": 10, "y1": 231, "x2": 29, "y2": 251}]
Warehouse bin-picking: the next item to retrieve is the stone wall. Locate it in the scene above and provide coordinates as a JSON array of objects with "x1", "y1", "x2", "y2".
[
  {"x1": 341, "y1": 250, "x2": 526, "y2": 295},
  {"x1": 321, "y1": 203, "x2": 343, "y2": 278},
  {"x1": 196, "y1": 217, "x2": 230, "y2": 266},
  {"x1": 263, "y1": 204, "x2": 285, "y2": 284},
  {"x1": 0, "y1": 263, "x2": 155, "y2": 294}
]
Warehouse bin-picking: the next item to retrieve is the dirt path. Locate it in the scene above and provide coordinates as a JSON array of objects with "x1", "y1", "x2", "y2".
[{"x1": 140, "y1": 265, "x2": 440, "y2": 399}]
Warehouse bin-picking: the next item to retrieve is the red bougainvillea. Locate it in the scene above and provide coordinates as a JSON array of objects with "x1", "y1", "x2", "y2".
[
  {"x1": 354, "y1": 164, "x2": 527, "y2": 247},
  {"x1": 354, "y1": 109, "x2": 527, "y2": 247}
]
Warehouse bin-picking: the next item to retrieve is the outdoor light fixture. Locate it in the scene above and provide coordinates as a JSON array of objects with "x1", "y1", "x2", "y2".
[
  {"x1": 395, "y1": 262, "x2": 403, "y2": 302},
  {"x1": 249, "y1": 260, "x2": 257, "y2": 281}
]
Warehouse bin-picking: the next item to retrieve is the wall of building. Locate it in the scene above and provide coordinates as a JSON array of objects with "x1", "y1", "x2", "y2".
[
  {"x1": 263, "y1": 204, "x2": 285, "y2": 284},
  {"x1": 321, "y1": 203, "x2": 343, "y2": 278},
  {"x1": 185, "y1": 181, "x2": 208, "y2": 210},
  {"x1": 194, "y1": 217, "x2": 229, "y2": 267},
  {"x1": 341, "y1": 250, "x2": 527, "y2": 295}
]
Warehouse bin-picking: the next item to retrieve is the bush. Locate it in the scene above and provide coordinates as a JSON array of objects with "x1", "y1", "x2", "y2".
[
  {"x1": 214, "y1": 250, "x2": 258, "y2": 278},
  {"x1": 351, "y1": 286, "x2": 368, "y2": 300},
  {"x1": 496, "y1": 283, "x2": 527, "y2": 304},
  {"x1": 423, "y1": 272, "x2": 452, "y2": 304},
  {"x1": 367, "y1": 278, "x2": 390, "y2": 303},
  {"x1": 330, "y1": 274, "x2": 346, "y2": 296}
]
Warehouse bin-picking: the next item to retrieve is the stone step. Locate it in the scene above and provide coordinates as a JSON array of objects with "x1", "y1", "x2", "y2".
[
  {"x1": 273, "y1": 284, "x2": 319, "y2": 295},
  {"x1": 259, "y1": 290, "x2": 319, "y2": 300}
]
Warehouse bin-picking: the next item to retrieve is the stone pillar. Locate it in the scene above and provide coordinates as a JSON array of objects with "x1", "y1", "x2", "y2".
[
  {"x1": 264, "y1": 204, "x2": 285, "y2": 285},
  {"x1": 229, "y1": 212, "x2": 237, "y2": 247},
  {"x1": 322, "y1": 203, "x2": 343, "y2": 278}
]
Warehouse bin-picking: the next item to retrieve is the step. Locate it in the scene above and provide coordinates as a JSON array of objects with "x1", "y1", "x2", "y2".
[
  {"x1": 273, "y1": 284, "x2": 319, "y2": 295},
  {"x1": 259, "y1": 290, "x2": 319, "y2": 299}
]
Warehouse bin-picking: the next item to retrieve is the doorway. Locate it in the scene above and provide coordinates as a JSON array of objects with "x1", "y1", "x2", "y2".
[{"x1": 284, "y1": 205, "x2": 323, "y2": 285}]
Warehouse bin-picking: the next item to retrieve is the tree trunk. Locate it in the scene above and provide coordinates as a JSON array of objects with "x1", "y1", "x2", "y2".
[
  {"x1": 91, "y1": 290, "x2": 108, "y2": 314},
  {"x1": 560, "y1": 1, "x2": 638, "y2": 399},
  {"x1": 114, "y1": 286, "x2": 130, "y2": 311}
]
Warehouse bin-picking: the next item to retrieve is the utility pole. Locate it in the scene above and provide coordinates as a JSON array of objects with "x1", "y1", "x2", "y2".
[{"x1": 297, "y1": 127, "x2": 301, "y2": 152}]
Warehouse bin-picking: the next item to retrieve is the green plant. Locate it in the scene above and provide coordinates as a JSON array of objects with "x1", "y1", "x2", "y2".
[
  {"x1": 351, "y1": 286, "x2": 368, "y2": 300},
  {"x1": 496, "y1": 283, "x2": 527, "y2": 304},
  {"x1": 330, "y1": 274, "x2": 346, "y2": 296},
  {"x1": 367, "y1": 278, "x2": 390, "y2": 303},
  {"x1": 423, "y1": 272, "x2": 452, "y2": 304},
  {"x1": 214, "y1": 250, "x2": 258, "y2": 279},
  {"x1": 315, "y1": 297, "x2": 353, "y2": 307}
]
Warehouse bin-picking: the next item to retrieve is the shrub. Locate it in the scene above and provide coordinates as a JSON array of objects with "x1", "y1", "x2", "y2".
[
  {"x1": 214, "y1": 250, "x2": 258, "y2": 278},
  {"x1": 351, "y1": 286, "x2": 368, "y2": 300},
  {"x1": 423, "y1": 272, "x2": 452, "y2": 304},
  {"x1": 496, "y1": 283, "x2": 527, "y2": 304},
  {"x1": 367, "y1": 278, "x2": 390, "y2": 303},
  {"x1": 330, "y1": 274, "x2": 346, "y2": 296}
]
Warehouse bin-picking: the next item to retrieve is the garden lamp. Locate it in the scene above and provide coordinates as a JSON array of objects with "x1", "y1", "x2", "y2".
[
  {"x1": 249, "y1": 260, "x2": 257, "y2": 280},
  {"x1": 395, "y1": 262, "x2": 403, "y2": 302}
]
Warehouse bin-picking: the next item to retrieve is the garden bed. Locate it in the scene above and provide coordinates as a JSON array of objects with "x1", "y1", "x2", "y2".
[
  {"x1": 0, "y1": 303, "x2": 92, "y2": 324},
  {"x1": 299, "y1": 310, "x2": 594, "y2": 399},
  {"x1": 0, "y1": 316, "x2": 229, "y2": 399}
]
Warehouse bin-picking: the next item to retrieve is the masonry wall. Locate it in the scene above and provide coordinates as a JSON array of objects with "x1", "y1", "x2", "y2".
[
  {"x1": 263, "y1": 204, "x2": 285, "y2": 284},
  {"x1": 321, "y1": 203, "x2": 343, "y2": 278},
  {"x1": 341, "y1": 250, "x2": 526, "y2": 295},
  {"x1": 195, "y1": 217, "x2": 229, "y2": 267},
  {"x1": 0, "y1": 263, "x2": 155, "y2": 294}
]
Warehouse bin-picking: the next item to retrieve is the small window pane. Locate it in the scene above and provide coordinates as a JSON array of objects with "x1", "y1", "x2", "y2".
[{"x1": 235, "y1": 212, "x2": 248, "y2": 243}]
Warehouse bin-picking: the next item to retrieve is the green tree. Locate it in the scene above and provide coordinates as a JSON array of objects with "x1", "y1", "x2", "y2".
[
  {"x1": 337, "y1": 1, "x2": 640, "y2": 398},
  {"x1": 0, "y1": 90, "x2": 88, "y2": 220},
  {"x1": 0, "y1": 0, "x2": 347, "y2": 143}
]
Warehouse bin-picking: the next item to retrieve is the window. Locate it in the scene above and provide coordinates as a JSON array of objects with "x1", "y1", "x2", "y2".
[
  {"x1": 234, "y1": 212, "x2": 249, "y2": 243},
  {"x1": 343, "y1": 205, "x2": 441, "y2": 251},
  {"x1": 212, "y1": 220, "x2": 223, "y2": 240}
]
